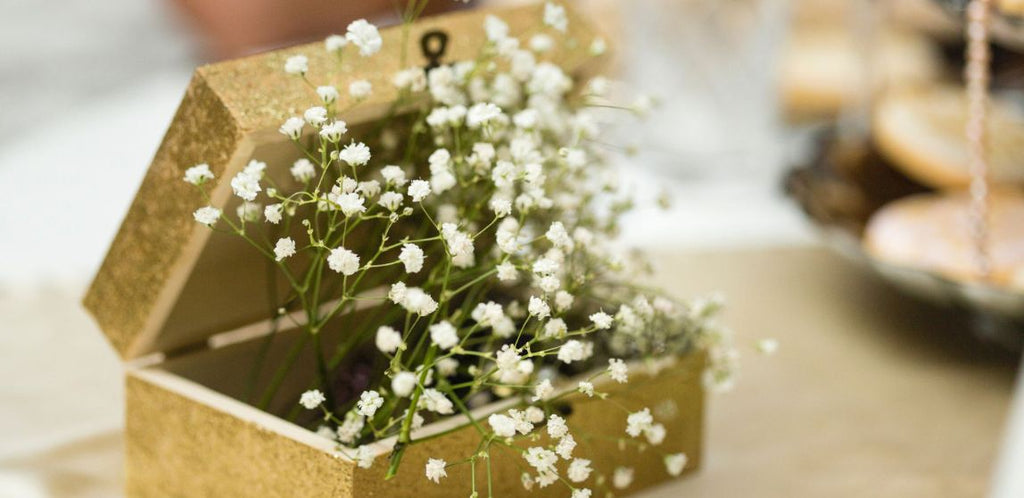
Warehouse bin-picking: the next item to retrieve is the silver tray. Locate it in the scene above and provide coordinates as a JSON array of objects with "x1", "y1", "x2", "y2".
[{"x1": 786, "y1": 132, "x2": 1024, "y2": 348}]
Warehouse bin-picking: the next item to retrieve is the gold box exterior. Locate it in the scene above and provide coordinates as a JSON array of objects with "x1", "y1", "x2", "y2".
[{"x1": 125, "y1": 354, "x2": 704, "y2": 497}]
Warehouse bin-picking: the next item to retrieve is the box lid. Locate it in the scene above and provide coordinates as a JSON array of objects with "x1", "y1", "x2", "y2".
[{"x1": 83, "y1": 3, "x2": 606, "y2": 360}]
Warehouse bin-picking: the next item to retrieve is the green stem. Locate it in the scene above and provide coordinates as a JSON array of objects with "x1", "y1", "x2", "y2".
[{"x1": 385, "y1": 344, "x2": 438, "y2": 480}]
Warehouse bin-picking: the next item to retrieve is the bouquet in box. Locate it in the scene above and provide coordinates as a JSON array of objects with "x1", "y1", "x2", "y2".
[{"x1": 183, "y1": 3, "x2": 738, "y2": 496}]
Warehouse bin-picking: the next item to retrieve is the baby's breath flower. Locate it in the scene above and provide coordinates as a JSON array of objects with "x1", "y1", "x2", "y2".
[
  {"x1": 528, "y1": 296, "x2": 550, "y2": 319},
  {"x1": 349, "y1": 79, "x2": 373, "y2": 99},
  {"x1": 536, "y1": 274, "x2": 561, "y2": 293},
  {"x1": 568, "y1": 459, "x2": 592, "y2": 483},
  {"x1": 244, "y1": 159, "x2": 265, "y2": 176},
  {"x1": 521, "y1": 472, "x2": 535, "y2": 491},
  {"x1": 572, "y1": 226, "x2": 593, "y2": 245},
  {"x1": 664, "y1": 453, "x2": 688, "y2": 476},
  {"x1": 613, "y1": 467, "x2": 634, "y2": 489},
  {"x1": 572, "y1": 488, "x2": 592, "y2": 498},
  {"x1": 470, "y1": 302, "x2": 504, "y2": 329},
  {"x1": 357, "y1": 180, "x2": 380, "y2": 198},
  {"x1": 494, "y1": 35, "x2": 520, "y2": 56},
  {"x1": 346, "y1": 19, "x2": 382, "y2": 56},
  {"x1": 547, "y1": 414, "x2": 568, "y2": 439},
  {"x1": 315, "y1": 425, "x2": 335, "y2": 440},
  {"x1": 184, "y1": 163, "x2": 214, "y2": 185},
  {"x1": 435, "y1": 358, "x2": 459, "y2": 377},
  {"x1": 508, "y1": 409, "x2": 535, "y2": 434},
  {"x1": 545, "y1": 221, "x2": 573, "y2": 249},
  {"x1": 327, "y1": 247, "x2": 360, "y2": 275},
  {"x1": 425, "y1": 458, "x2": 447, "y2": 483},
  {"x1": 509, "y1": 50, "x2": 537, "y2": 82},
  {"x1": 325, "y1": 34, "x2": 347, "y2": 53},
  {"x1": 466, "y1": 102, "x2": 503, "y2": 129},
  {"x1": 284, "y1": 54, "x2": 308, "y2": 75},
  {"x1": 336, "y1": 412, "x2": 364, "y2": 444},
  {"x1": 625, "y1": 408, "x2": 653, "y2": 438},
  {"x1": 317, "y1": 85, "x2": 339, "y2": 105},
  {"x1": 543, "y1": 319, "x2": 567, "y2": 339},
  {"x1": 304, "y1": 106, "x2": 328, "y2": 126},
  {"x1": 417, "y1": 388, "x2": 454, "y2": 414},
  {"x1": 589, "y1": 37, "x2": 607, "y2": 56},
  {"x1": 230, "y1": 171, "x2": 261, "y2": 201},
  {"x1": 543, "y1": 3, "x2": 568, "y2": 32},
  {"x1": 405, "y1": 409, "x2": 425, "y2": 430},
  {"x1": 556, "y1": 433, "x2": 576, "y2": 460},
  {"x1": 484, "y1": 15, "x2": 509, "y2": 42},
  {"x1": 524, "y1": 447, "x2": 558, "y2": 474},
  {"x1": 495, "y1": 344, "x2": 521, "y2": 375},
  {"x1": 399, "y1": 287, "x2": 438, "y2": 316},
  {"x1": 757, "y1": 338, "x2": 779, "y2": 355},
  {"x1": 608, "y1": 358, "x2": 628, "y2": 383},
  {"x1": 378, "y1": 191, "x2": 404, "y2": 211},
  {"x1": 426, "y1": 107, "x2": 450, "y2": 128},
  {"x1": 530, "y1": 33, "x2": 554, "y2": 52},
  {"x1": 429, "y1": 321, "x2": 459, "y2": 350},
  {"x1": 393, "y1": 67, "x2": 427, "y2": 92},
  {"x1": 299, "y1": 389, "x2": 325, "y2": 409},
  {"x1": 391, "y1": 371, "x2": 417, "y2": 397},
  {"x1": 577, "y1": 381, "x2": 594, "y2": 397},
  {"x1": 398, "y1": 243, "x2": 425, "y2": 273},
  {"x1": 533, "y1": 378, "x2": 554, "y2": 402},
  {"x1": 513, "y1": 109, "x2": 539, "y2": 129},
  {"x1": 264, "y1": 204, "x2": 283, "y2": 224},
  {"x1": 320, "y1": 120, "x2": 347, "y2": 142},
  {"x1": 525, "y1": 406, "x2": 544, "y2": 424},
  {"x1": 408, "y1": 180, "x2": 431, "y2": 202},
  {"x1": 380, "y1": 165, "x2": 407, "y2": 186},
  {"x1": 279, "y1": 117, "x2": 304, "y2": 139},
  {"x1": 388, "y1": 282, "x2": 407, "y2": 304},
  {"x1": 290, "y1": 158, "x2": 316, "y2": 182},
  {"x1": 633, "y1": 95, "x2": 654, "y2": 115},
  {"x1": 557, "y1": 340, "x2": 588, "y2": 364},
  {"x1": 528, "y1": 62, "x2": 571, "y2": 97},
  {"x1": 496, "y1": 262, "x2": 518, "y2": 281},
  {"x1": 356, "y1": 390, "x2": 384, "y2": 417},
  {"x1": 488, "y1": 413, "x2": 517, "y2": 438},
  {"x1": 353, "y1": 446, "x2": 375, "y2": 469},
  {"x1": 441, "y1": 223, "x2": 475, "y2": 268},
  {"x1": 375, "y1": 326, "x2": 402, "y2": 354},
  {"x1": 236, "y1": 201, "x2": 261, "y2": 222},
  {"x1": 532, "y1": 258, "x2": 558, "y2": 276},
  {"x1": 339, "y1": 142, "x2": 371, "y2": 167},
  {"x1": 332, "y1": 192, "x2": 366, "y2": 216},
  {"x1": 645, "y1": 423, "x2": 666, "y2": 445},
  {"x1": 537, "y1": 470, "x2": 559, "y2": 488},
  {"x1": 274, "y1": 238, "x2": 296, "y2": 261},
  {"x1": 193, "y1": 206, "x2": 221, "y2": 226},
  {"x1": 554, "y1": 291, "x2": 574, "y2": 312},
  {"x1": 491, "y1": 160, "x2": 516, "y2": 189},
  {"x1": 590, "y1": 311, "x2": 613, "y2": 330}
]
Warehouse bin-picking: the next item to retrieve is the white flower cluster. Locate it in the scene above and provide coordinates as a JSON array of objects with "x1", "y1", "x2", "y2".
[{"x1": 182, "y1": 9, "x2": 725, "y2": 493}]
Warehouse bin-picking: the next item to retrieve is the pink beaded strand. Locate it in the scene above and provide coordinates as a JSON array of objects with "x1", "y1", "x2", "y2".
[{"x1": 965, "y1": 0, "x2": 993, "y2": 279}]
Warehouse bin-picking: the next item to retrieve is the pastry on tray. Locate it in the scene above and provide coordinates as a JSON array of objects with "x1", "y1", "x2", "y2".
[
  {"x1": 781, "y1": 27, "x2": 942, "y2": 121},
  {"x1": 864, "y1": 189, "x2": 1024, "y2": 288},
  {"x1": 873, "y1": 85, "x2": 1024, "y2": 189}
]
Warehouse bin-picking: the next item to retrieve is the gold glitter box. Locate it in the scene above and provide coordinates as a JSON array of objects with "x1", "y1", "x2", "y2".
[{"x1": 83, "y1": 4, "x2": 705, "y2": 496}]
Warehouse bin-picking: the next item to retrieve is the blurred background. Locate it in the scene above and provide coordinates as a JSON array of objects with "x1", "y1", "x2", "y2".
[{"x1": 3, "y1": 0, "x2": 1024, "y2": 496}]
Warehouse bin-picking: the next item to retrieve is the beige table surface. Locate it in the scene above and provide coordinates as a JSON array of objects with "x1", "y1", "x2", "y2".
[{"x1": 1, "y1": 247, "x2": 1017, "y2": 497}]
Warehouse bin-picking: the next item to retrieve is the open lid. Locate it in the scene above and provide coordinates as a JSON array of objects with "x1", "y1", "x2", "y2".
[{"x1": 83, "y1": 3, "x2": 607, "y2": 360}]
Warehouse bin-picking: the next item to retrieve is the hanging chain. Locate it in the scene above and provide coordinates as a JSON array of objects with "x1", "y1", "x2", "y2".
[{"x1": 965, "y1": 0, "x2": 993, "y2": 279}]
